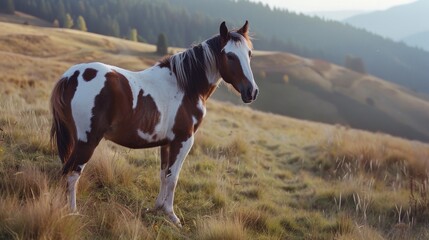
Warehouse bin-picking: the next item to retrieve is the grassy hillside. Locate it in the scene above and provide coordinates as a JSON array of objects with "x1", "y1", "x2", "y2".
[
  {"x1": 214, "y1": 53, "x2": 429, "y2": 142},
  {"x1": 1, "y1": 22, "x2": 429, "y2": 239}
]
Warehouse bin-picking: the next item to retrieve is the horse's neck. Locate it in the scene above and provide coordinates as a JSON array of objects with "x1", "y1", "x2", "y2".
[{"x1": 173, "y1": 44, "x2": 221, "y2": 101}]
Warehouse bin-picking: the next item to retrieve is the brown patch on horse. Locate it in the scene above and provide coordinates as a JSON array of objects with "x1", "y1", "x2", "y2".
[
  {"x1": 165, "y1": 96, "x2": 204, "y2": 171},
  {"x1": 82, "y1": 68, "x2": 98, "y2": 81},
  {"x1": 50, "y1": 70, "x2": 79, "y2": 164},
  {"x1": 100, "y1": 71, "x2": 166, "y2": 149},
  {"x1": 219, "y1": 51, "x2": 249, "y2": 95},
  {"x1": 135, "y1": 89, "x2": 161, "y2": 134}
]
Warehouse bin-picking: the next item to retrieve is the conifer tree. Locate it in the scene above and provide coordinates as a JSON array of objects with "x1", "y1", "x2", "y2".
[
  {"x1": 129, "y1": 28, "x2": 138, "y2": 42},
  {"x1": 156, "y1": 33, "x2": 168, "y2": 55},
  {"x1": 52, "y1": 19, "x2": 59, "y2": 28},
  {"x1": 64, "y1": 13, "x2": 73, "y2": 28},
  {"x1": 57, "y1": 0, "x2": 66, "y2": 27},
  {"x1": 0, "y1": 0, "x2": 15, "y2": 14},
  {"x1": 76, "y1": 15, "x2": 87, "y2": 32}
]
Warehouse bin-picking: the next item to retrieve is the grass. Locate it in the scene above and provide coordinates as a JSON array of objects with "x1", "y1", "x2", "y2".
[{"x1": 1, "y1": 21, "x2": 429, "y2": 239}]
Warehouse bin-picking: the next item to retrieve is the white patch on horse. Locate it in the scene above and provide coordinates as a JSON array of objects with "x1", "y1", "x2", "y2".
[
  {"x1": 137, "y1": 130, "x2": 156, "y2": 141},
  {"x1": 197, "y1": 98, "x2": 206, "y2": 118},
  {"x1": 69, "y1": 62, "x2": 110, "y2": 142},
  {"x1": 67, "y1": 172, "x2": 80, "y2": 212},
  {"x1": 163, "y1": 136, "x2": 194, "y2": 225},
  {"x1": 223, "y1": 36, "x2": 257, "y2": 91}
]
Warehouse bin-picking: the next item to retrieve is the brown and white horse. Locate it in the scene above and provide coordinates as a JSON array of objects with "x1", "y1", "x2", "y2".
[{"x1": 50, "y1": 21, "x2": 258, "y2": 226}]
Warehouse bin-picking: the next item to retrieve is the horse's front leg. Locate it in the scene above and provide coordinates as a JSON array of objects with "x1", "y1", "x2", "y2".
[
  {"x1": 154, "y1": 145, "x2": 169, "y2": 210},
  {"x1": 155, "y1": 135, "x2": 194, "y2": 227}
]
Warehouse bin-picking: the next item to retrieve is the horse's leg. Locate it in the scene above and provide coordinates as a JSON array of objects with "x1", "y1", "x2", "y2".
[
  {"x1": 162, "y1": 136, "x2": 194, "y2": 227},
  {"x1": 64, "y1": 139, "x2": 100, "y2": 212},
  {"x1": 154, "y1": 145, "x2": 170, "y2": 210}
]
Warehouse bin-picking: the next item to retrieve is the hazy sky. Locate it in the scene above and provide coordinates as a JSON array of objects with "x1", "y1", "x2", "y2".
[{"x1": 252, "y1": 0, "x2": 416, "y2": 12}]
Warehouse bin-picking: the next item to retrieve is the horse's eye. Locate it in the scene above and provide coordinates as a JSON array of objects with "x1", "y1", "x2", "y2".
[{"x1": 227, "y1": 54, "x2": 234, "y2": 60}]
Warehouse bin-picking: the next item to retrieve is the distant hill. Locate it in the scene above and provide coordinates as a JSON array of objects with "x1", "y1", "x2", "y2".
[
  {"x1": 402, "y1": 30, "x2": 429, "y2": 51},
  {"x1": 345, "y1": 0, "x2": 429, "y2": 41},
  {"x1": 12, "y1": 0, "x2": 429, "y2": 95},
  {"x1": 309, "y1": 10, "x2": 367, "y2": 21}
]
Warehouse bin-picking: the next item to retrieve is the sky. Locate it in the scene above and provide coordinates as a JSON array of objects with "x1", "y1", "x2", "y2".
[{"x1": 251, "y1": 0, "x2": 416, "y2": 13}]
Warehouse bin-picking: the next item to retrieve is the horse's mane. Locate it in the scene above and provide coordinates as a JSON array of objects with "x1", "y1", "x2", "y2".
[{"x1": 166, "y1": 35, "x2": 221, "y2": 96}]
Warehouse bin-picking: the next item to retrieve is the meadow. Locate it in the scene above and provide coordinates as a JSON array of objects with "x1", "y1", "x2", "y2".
[{"x1": 1, "y1": 21, "x2": 429, "y2": 239}]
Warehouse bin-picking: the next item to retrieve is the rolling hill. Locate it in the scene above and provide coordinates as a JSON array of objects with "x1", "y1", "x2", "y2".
[
  {"x1": 1, "y1": 21, "x2": 429, "y2": 239},
  {"x1": 345, "y1": 0, "x2": 429, "y2": 41}
]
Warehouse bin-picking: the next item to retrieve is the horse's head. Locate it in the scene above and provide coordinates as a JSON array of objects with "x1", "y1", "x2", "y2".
[{"x1": 219, "y1": 21, "x2": 259, "y2": 104}]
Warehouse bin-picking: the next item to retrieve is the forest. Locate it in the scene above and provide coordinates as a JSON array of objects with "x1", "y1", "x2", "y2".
[{"x1": 10, "y1": 0, "x2": 429, "y2": 93}]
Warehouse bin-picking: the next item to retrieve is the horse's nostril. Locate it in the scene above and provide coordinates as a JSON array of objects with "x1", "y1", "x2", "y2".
[
  {"x1": 254, "y1": 89, "x2": 259, "y2": 99},
  {"x1": 247, "y1": 88, "x2": 253, "y2": 99}
]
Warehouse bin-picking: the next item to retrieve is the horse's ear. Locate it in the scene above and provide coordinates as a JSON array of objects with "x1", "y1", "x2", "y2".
[
  {"x1": 220, "y1": 21, "x2": 229, "y2": 42},
  {"x1": 237, "y1": 20, "x2": 249, "y2": 36}
]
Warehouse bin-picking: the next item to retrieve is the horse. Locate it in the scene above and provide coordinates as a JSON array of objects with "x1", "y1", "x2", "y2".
[{"x1": 50, "y1": 21, "x2": 258, "y2": 227}]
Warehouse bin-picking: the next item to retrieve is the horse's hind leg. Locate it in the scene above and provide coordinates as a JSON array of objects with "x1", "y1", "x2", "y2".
[{"x1": 64, "y1": 139, "x2": 100, "y2": 212}]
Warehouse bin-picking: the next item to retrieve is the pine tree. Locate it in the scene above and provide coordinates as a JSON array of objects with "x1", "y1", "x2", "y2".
[
  {"x1": 0, "y1": 0, "x2": 15, "y2": 14},
  {"x1": 76, "y1": 15, "x2": 87, "y2": 32},
  {"x1": 52, "y1": 19, "x2": 60, "y2": 28},
  {"x1": 156, "y1": 33, "x2": 168, "y2": 55},
  {"x1": 64, "y1": 13, "x2": 73, "y2": 28},
  {"x1": 57, "y1": 0, "x2": 66, "y2": 27},
  {"x1": 129, "y1": 28, "x2": 138, "y2": 42},
  {"x1": 344, "y1": 55, "x2": 366, "y2": 74}
]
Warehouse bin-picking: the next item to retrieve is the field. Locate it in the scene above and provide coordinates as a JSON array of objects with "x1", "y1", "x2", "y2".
[{"x1": 1, "y1": 21, "x2": 429, "y2": 239}]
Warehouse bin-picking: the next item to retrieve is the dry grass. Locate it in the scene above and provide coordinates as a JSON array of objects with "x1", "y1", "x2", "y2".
[
  {"x1": 196, "y1": 215, "x2": 247, "y2": 240},
  {"x1": 1, "y1": 21, "x2": 429, "y2": 239}
]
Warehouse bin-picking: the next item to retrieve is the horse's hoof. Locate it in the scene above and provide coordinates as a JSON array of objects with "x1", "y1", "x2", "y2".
[{"x1": 167, "y1": 214, "x2": 182, "y2": 228}]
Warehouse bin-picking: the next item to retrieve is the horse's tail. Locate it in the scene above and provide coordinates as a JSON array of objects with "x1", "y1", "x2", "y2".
[{"x1": 50, "y1": 77, "x2": 75, "y2": 165}]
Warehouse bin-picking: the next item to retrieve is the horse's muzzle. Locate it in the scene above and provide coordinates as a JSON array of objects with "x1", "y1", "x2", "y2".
[{"x1": 241, "y1": 86, "x2": 259, "y2": 104}]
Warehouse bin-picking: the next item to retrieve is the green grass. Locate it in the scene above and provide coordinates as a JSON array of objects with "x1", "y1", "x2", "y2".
[{"x1": 1, "y1": 21, "x2": 429, "y2": 239}]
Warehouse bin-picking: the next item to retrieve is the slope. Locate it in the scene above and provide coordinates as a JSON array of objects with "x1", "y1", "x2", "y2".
[
  {"x1": 1, "y1": 21, "x2": 429, "y2": 239},
  {"x1": 214, "y1": 52, "x2": 429, "y2": 142}
]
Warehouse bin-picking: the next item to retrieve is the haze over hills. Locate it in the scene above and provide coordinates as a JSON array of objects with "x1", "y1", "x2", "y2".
[
  {"x1": 345, "y1": 0, "x2": 429, "y2": 50},
  {"x1": 12, "y1": 0, "x2": 429, "y2": 95}
]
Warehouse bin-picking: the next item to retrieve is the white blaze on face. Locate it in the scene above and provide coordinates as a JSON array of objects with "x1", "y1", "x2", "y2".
[{"x1": 222, "y1": 35, "x2": 257, "y2": 91}]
